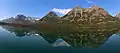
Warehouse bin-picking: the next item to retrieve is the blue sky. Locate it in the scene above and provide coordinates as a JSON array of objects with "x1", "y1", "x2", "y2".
[{"x1": 0, "y1": 0, "x2": 120, "y2": 19}]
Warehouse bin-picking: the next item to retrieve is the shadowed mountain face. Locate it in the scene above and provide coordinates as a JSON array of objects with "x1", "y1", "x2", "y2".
[
  {"x1": 40, "y1": 11, "x2": 60, "y2": 23},
  {"x1": 1, "y1": 25, "x2": 119, "y2": 48},
  {"x1": 62, "y1": 6, "x2": 115, "y2": 24}
]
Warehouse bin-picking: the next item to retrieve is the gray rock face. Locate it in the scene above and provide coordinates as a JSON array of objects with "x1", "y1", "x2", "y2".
[{"x1": 116, "y1": 13, "x2": 120, "y2": 18}]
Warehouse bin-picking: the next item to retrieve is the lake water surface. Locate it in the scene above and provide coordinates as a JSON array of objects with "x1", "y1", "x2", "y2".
[{"x1": 0, "y1": 25, "x2": 120, "y2": 53}]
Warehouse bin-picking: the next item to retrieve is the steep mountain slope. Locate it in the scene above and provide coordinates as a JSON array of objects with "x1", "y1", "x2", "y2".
[
  {"x1": 62, "y1": 6, "x2": 115, "y2": 24},
  {"x1": 40, "y1": 11, "x2": 60, "y2": 23}
]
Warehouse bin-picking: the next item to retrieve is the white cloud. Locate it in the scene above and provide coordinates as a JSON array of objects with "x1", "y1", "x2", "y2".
[{"x1": 52, "y1": 8, "x2": 72, "y2": 15}]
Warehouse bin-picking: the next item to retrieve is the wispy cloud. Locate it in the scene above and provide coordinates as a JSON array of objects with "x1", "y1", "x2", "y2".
[
  {"x1": 85, "y1": 0, "x2": 96, "y2": 6},
  {"x1": 52, "y1": 8, "x2": 72, "y2": 15}
]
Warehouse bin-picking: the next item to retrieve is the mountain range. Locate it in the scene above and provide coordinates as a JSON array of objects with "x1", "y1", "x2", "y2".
[{"x1": 0, "y1": 6, "x2": 119, "y2": 25}]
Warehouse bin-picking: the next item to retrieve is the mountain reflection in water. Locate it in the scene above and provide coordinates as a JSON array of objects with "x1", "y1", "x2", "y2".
[{"x1": 1, "y1": 25, "x2": 119, "y2": 48}]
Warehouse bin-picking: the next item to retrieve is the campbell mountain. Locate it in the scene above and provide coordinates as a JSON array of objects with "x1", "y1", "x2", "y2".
[{"x1": 61, "y1": 6, "x2": 117, "y2": 24}]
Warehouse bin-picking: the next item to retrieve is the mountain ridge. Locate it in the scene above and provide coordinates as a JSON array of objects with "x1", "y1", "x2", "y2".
[
  {"x1": 0, "y1": 6, "x2": 119, "y2": 25},
  {"x1": 61, "y1": 6, "x2": 115, "y2": 24}
]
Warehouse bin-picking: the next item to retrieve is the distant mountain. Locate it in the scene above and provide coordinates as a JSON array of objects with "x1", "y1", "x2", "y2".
[
  {"x1": 1, "y1": 14, "x2": 40, "y2": 25},
  {"x1": 61, "y1": 6, "x2": 115, "y2": 24},
  {"x1": 40, "y1": 11, "x2": 60, "y2": 23}
]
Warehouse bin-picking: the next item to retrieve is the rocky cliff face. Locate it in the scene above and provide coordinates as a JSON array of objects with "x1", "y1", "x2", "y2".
[
  {"x1": 40, "y1": 11, "x2": 60, "y2": 23},
  {"x1": 62, "y1": 6, "x2": 115, "y2": 24},
  {"x1": 116, "y1": 13, "x2": 120, "y2": 18}
]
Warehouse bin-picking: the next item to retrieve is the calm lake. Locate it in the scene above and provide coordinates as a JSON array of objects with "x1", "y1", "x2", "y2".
[{"x1": 0, "y1": 25, "x2": 120, "y2": 53}]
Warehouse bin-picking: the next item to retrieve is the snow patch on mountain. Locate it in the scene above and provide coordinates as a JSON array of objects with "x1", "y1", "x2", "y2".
[{"x1": 52, "y1": 38, "x2": 71, "y2": 47}]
